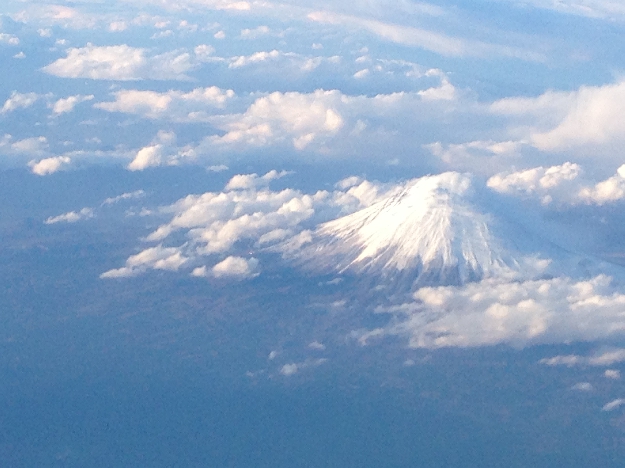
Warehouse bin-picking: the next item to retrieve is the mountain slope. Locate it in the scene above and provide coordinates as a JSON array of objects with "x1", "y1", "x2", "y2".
[{"x1": 286, "y1": 172, "x2": 549, "y2": 289}]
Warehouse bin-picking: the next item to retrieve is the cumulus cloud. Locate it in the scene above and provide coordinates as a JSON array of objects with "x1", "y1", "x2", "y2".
[
  {"x1": 144, "y1": 170, "x2": 329, "y2": 250},
  {"x1": 100, "y1": 171, "x2": 387, "y2": 279},
  {"x1": 128, "y1": 145, "x2": 163, "y2": 171},
  {"x1": 226, "y1": 49, "x2": 328, "y2": 74},
  {"x1": 100, "y1": 245, "x2": 188, "y2": 278},
  {"x1": 42, "y1": 44, "x2": 198, "y2": 81},
  {"x1": 212, "y1": 256, "x2": 259, "y2": 278},
  {"x1": 209, "y1": 90, "x2": 344, "y2": 150},
  {"x1": 488, "y1": 163, "x2": 625, "y2": 205},
  {"x1": 490, "y1": 81, "x2": 625, "y2": 154},
  {"x1": 361, "y1": 275, "x2": 625, "y2": 349},
  {"x1": 29, "y1": 156, "x2": 71, "y2": 175},
  {"x1": 229, "y1": 49, "x2": 281, "y2": 68},
  {"x1": 0, "y1": 33, "x2": 19, "y2": 45},
  {"x1": 95, "y1": 86, "x2": 234, "y2": 121},
  {"x1": 126, "y1": 131, "x2": 191, "y2": 171},
  {"x1": 45, "y1": 207, "x2": 93, "y2": 224},
  {"x1": 1, "y1": 92, "x2": 40, "y2": 113},
  {"x1": 52, "y1": 95, "x2": 94, "y2": 114}
]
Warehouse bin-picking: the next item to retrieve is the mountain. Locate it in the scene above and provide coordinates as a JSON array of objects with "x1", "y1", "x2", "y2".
[{"x1": 283, "y1": 172, "x2": 557, "y2": 291}]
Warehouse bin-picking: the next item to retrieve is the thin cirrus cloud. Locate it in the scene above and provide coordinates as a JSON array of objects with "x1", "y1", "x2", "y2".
[
  {"x1": 307, "y1": 10, "x2": 545, "y2": 61},
  {"x1": 511, "y1": 0, "x2": 625, "y2": 20}
]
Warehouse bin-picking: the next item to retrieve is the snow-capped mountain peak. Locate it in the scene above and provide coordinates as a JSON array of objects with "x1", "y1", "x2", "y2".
[{"x1": 287, "y1": 172, "x2": 526, "y2": 287}]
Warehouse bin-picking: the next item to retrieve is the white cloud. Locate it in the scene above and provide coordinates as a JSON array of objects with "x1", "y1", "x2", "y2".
[
  {"x1": 426, "y1": 140, "x2": 524, "y2": 173},
  {"x1": 363, "y1": 275, "x2": 625, "y2": 349},
  {"x1": 194, "y1": 44, "x2": 217, "y2": 61},
  {"x1": 353, "y1": 68, "x2": 370, "y2": 79},
  {"x1": 487, "y1": 162, "x2": 582, "y2": 205},
  {"x1": 224, "y1": 170, "x2": 288, "y2": 190},
  {"x1": 605, "y1": 370, "x2": 621, "y2": 379},
  {"x1": 42, "y1": 44, "x2": 197, "y2": 81},
  {"x1": 212, "y1": 256, "x2": 259, "y2": 278},
  {"x1": 488, "y1": 163, "x2": 625, "y2": 206},
  {"x1": 229, "y1": 49, "x2": 281, "y2": 68},
  {"x1": 101, "y1": 171, "x2": 386, "y2": 279},
  {"x1": 279, "y1": 358, "x2": 327, "y2": 376},
  {"x1": 127, "y1": 131, "x2": 194, "y2": 170},
  {"x1": 240, "y1": 25, "x2": 271, "y2": 39},
  {"x1": 280, "y1": 363, "x2": 299, "y2": 376},
  {"x1": 13, "y1": 5, "x2": 97, "y2": 29},
  {"x1": 95, "y1": 87, "x2": 235, "y2": 121},
  {"x1": 214, "y1": 30, "x2": 226, "y2": 39},
  {"x1": 1, "y1": 92, "x2": 40, "y2": 114},
  {"x1": 490, "y1": 81, "x2": 625, "y2": 154},
  {"x1": 572, "y1": 382, "x2": 593, "y2": 392},
  {"x1": 578, "y1": 165, "x2": 625, "y2": 205},
  {"x1": 602, "y1": 399, "x2": 625, "y2": 412},
  {"x1": 11, "y1": 137, "x2": 49, "y2": 156},
  {"x1": 52, "y1": 94, "x2": 94, "y2": 115},
  {"x1": 144, "y1": 170, "x2": 329, "y2": 251},
  {"x1": 102, "y1": 190, "x2": 145, "y2": 205},
  {"x1": 45, "y1": 207, "x2": 93, "y2": 224},
  {"x1": 209, "y1": 90, "x2": 344, "y2": 150},
  {"x1": 540, "y1": 349, "x2": 625, "y2": 367},
  {"x1": 100, "y1": 245, "x2": 188, "y2": 278},
  {"x1": 307, "y1": 11, "x2": 543, "y2": 61},
  {"x1": 0, "y1": 33, "x2": 19, "y2": 46},
  {"x1": 109, "y1": 21, "x2": 128, "y2": 32},
  {"x1": 418, "y1": 71, "x2": 456, "y2": 101},
  {"x1": 29, "y1": 156, "x2": 71, "y2": 175},
  {"x1": 517, "y1": 0, "x2": 625, "y2": 20},
  {"x1": 226, "y1": 50, "x2": 330, "y2": 74},
  {"x1": 128, "y1": 144, "x2": 164, "y2": 171},
  {"x1": 308, "y1": 341, "x2": 326, "y2": 350}
]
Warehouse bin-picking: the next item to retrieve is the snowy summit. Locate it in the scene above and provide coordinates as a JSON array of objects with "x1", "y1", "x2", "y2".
[{"x1": 289, "y1": 172, "x2": 548, "y2": 289}]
